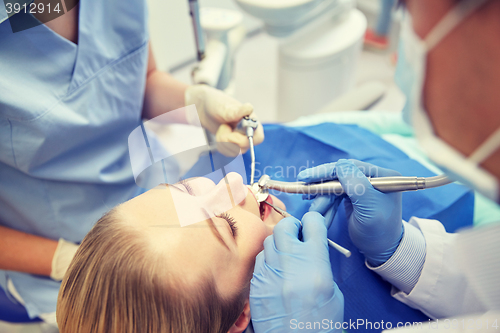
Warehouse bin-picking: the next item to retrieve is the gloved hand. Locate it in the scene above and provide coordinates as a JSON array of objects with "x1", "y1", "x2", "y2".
[
  {"x1": 185, "y1": 84, "x2": 264, "y2": 154},
  {"x1": 50, "y1": 238, "x2": 79, "y2": 281},
  {"x1": 298, "y1": 159, "x2": 403, "y2": 267},
  {"x1": 250, "y1": 212, "x2": 344, "y2": 333}
]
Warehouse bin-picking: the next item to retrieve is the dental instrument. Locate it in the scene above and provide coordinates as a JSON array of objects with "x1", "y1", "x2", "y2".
[
  {"x1": 255, "y1": 174, "x2": 452, "y2": 197},
  {"x1": 262, "y1": 200, "x2": 352, "y2": 258},
  {"x1": 236, "y1": 116, "x2": 259, "y2": 184},
  {"x1": 188, "y1": 0, "x2": 205, "y2": 61},
  {"x1": 189, "y1": 1, "x2": 245, "y2": 90}
]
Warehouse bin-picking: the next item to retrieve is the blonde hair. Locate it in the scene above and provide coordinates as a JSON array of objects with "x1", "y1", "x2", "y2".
[{"x1": 57, "y1": 209, "x2": 248, "y2": 333}]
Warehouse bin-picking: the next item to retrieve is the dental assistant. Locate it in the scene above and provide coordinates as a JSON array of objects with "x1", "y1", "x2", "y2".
[
  {"x1": 250, "y1": 0, "x2": 500, "y2": 331},
  {"x1": 0, "y1": 0, "x2": 263, "y2": 322}
]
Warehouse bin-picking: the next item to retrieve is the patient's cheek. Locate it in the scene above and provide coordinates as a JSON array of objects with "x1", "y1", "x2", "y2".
[{"x1": 250, "y1": 223, "x2": 270, "y2": 254}]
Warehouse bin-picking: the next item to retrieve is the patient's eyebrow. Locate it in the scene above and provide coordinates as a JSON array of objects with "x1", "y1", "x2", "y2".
[{"x1": 167, "y1": 184, "x2": 231, "y2": 250}]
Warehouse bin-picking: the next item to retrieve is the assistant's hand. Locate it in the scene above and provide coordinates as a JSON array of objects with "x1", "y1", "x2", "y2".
[
  {"x1": 185, "y1": 84, "x2": 264, "y2": 154},
  {"x1": 50, "y1": 238, "x2": 79, "y2": 281},
  {"x1": 250, "y1": 212, "x2": 343, "y2": 333},
  {"x1": 298, "y1": 159, "x2": 403, "y2": 267}
]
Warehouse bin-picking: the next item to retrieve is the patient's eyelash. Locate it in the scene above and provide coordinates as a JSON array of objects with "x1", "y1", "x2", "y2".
[
  {"x1": 216, "y1": 212, "x2": 238, "y2": 238},
  {"x1": 179, "y1": 179, "x2": 195, "y2": 195}
]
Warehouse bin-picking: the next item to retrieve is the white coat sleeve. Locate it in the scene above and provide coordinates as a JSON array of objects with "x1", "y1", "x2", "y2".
[{"x1": 388, "y1": 217, "x2": 487, "y2": 319}]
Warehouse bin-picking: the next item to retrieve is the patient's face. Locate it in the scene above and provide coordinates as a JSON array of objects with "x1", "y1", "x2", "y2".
[{"x1": 119, "y1": 172, "x2": 285, "y2": 298}]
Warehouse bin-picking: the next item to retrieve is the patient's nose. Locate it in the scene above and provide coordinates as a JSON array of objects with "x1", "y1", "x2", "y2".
[{"x1": 216, "y1": 172, "x2": 248, "y2": 207}]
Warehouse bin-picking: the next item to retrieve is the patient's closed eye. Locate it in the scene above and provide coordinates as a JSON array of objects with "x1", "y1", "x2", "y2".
[
  {"x1": 179, "y1": 179, "x2": 195, "y2": 195},
  {"x1": 177, "y1": 180, "x2": 239, "y2": 238},
  {"x1": 216, "y1": 212, "x2": 238, "y2": 238}
]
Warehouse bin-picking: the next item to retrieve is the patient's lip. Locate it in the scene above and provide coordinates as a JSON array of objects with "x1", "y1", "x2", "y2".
[
  {"x1": 246, "y1": 185, "x2": 274, "y2": 221},
  {"x1": 261, "y1": 195, "x2": 273, "y2": 221}
]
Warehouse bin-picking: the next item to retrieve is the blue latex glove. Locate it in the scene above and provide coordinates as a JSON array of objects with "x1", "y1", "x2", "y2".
[
  {"x1": 298, "y1": 159, "x2": 403, "y2": 267},
  {"x1": 250, "y1": 212, "x2": 343, "y2": 333}
]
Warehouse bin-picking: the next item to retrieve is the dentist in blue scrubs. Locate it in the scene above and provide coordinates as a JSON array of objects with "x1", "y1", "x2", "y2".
[{"x1": 0, "y1": 0, "x2": 263, "y2": 323}]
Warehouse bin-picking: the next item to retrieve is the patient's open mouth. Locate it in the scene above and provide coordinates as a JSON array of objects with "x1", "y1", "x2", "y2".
[{"x1": 259, "y1": 196, "x2": 273, "y2": 221}]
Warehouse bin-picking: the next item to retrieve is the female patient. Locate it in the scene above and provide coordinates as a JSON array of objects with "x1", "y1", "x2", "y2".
[{"x1": 56, "y1": 172, "x2": 285, "y2": 333}]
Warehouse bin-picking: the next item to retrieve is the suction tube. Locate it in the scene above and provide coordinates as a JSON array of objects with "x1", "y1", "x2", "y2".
[{"x1": 263, "y1": 175, "x2": 453, "y2": 196}]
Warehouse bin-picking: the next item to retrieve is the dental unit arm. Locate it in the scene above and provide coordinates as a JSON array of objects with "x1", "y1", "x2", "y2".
[{"x1": 188, "y1": 0, "x2": 205, "y2": 61}]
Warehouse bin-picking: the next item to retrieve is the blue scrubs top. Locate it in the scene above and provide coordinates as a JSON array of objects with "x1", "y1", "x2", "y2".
[{"x1": 0, "y1": 0, "x2": 148, "y2": 317}]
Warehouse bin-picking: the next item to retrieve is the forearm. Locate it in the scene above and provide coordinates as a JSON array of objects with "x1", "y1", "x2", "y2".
[
  {"x1": 141, "y1": 39, "x2": 190, "y2": 121},
  {"x1": 141, "y1": 43, "x2": 262, "y2": 150},
  {"x1": 0, "y1": 226, "x2": 57, "y2": 276},
  {"x1": 142, "y1": 70, "x2": 189, "y2": 121}
]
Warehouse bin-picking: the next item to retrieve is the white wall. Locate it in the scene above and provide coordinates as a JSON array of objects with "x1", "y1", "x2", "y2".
[{"x1": 146, "y1": 0, "x2": 262, "y2": 72}]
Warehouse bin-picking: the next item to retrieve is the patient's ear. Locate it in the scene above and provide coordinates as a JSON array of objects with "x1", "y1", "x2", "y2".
[{"x1": 228, "y1": 300, "x2": 251, "y2": 333}]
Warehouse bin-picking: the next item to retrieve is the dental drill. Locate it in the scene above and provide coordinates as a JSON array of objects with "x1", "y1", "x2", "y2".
[{"x1": 251, "y1": 173, "x2": 452, "y2": 259}]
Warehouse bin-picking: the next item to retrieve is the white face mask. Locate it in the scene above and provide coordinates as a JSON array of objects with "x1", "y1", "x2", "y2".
[{"x1": 396, "y1": 0, "x2": 500, "y2": 202}]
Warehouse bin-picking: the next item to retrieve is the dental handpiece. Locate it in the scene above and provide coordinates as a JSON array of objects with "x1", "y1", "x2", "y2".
[
  {"x1": 236, "y1": 116, "x2": 259, "y2": 184},
  {"x1": 259, "y1": 174, "x2": 452, "y2": 196},
  {"x1": 262, "y1": 201, "x2": 352, "y2": 258}
]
